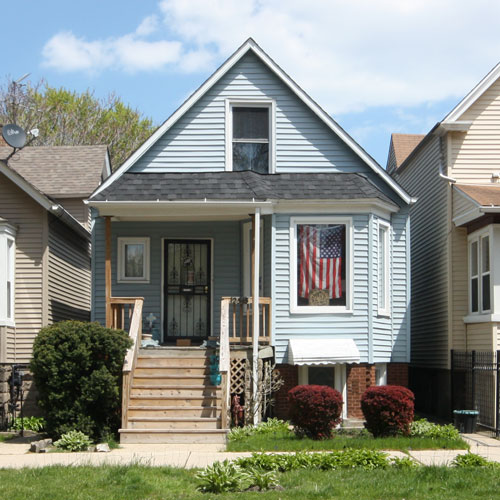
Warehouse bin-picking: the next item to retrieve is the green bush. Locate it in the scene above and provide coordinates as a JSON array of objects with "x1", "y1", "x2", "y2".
[
  {"x1": 30, "y1": 320, "x2": 132, "y2": 440},
  {"x1": 54, "y1": 430, "x2": 93, "y2": 452},
  {"x1": 9, "y1": 417, "x2": 46, "y2": 432},
  {"x1": 452, "y1": 453, "x2": 500, "y2": 468},
  {"x1": 196, "y1": 460, "x2": 247, "y2": 493},
  {"x1": 410, "y1": 418, "x2": 460, "y2": 440}
]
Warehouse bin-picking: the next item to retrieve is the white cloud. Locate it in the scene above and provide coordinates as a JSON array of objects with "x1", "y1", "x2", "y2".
[{"x1": 42, "y1": 0, "x2": 500, "y2": 113}]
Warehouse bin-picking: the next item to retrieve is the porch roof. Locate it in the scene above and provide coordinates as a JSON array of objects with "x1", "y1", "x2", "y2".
[{"x1": 89, "y1": 171, "x2": 394, "y2": 204}]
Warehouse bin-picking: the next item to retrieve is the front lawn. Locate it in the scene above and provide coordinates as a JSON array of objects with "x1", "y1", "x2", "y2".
[
  {"x1": 0, "y1": 465, "x2": 498, "y2": 499},
  {"x1": 227, "y1": 428, "x2": 468, "y2": 452}
]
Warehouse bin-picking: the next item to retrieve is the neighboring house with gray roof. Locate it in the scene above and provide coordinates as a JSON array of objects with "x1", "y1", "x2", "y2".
[
  {"x1": 0, "y1": 143, "x2": 110, "y2": 416},
  {"x1": 389, "y1": 61, "x2": 500, "y2": 432},
  {"x1": 87, "y1": 39, "x2": 413, "y2": 444}
]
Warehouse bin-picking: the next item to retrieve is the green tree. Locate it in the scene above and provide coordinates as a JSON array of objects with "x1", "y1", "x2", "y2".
[{"x1": 0, "y1": 78, "x2": 156, "y2": 168}]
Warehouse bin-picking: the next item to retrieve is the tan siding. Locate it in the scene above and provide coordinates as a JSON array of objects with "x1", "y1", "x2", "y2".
[
  {"x1": 394, "y1": 135, "x2": 450, "y2": 368},
  {"x1": 57, "y1": 198, "x2": 89, "y2": 229},
  {"x1": 450, "y1": 78, "x2": 500, "y2": 183},
  {"x1": 0, "y1": 174, "x2": 44, "y2": 363},
  {"x1": 466, "y1": 322, "x2": 494, "y2": 351},
  {"x1": 452, "y1": 189, "x2": 477, "y2": 220},
  {"x1": 496, "y1": 325, "x2": 500, "y2": 351},
  {"x1": 450, "y1": 226, "x2": 468, "y2": 350},
  {"x1": 48, "y1": 214, "x2": 91, "y2": 323}
]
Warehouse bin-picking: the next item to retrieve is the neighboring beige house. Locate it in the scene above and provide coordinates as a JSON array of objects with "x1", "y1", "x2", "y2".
[
  {"x1": 389, "y1": 62, "x2": 500, "y2": 425},
  {"x1": 0, "y1": 144, "x2": 110, "y2": 415}
]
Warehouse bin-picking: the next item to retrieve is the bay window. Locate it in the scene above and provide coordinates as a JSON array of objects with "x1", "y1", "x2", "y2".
[
  {"x1": 378, "y1": 221, "x2": 390, "y2": 316},
  {"x1": 469, "y1": 230, "x2": 491, "y2": 314}
]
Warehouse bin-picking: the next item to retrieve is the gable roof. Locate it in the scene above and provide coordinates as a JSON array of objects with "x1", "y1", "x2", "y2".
[
  {"x1": 387, "y1": 134, "x2": 425, "y2": 172},
  {"x1": 90, "y1": 38, "x2": 413, "y2": 205},
  {"x1": 0, "y1": 145, "x2": 110, "y2": 198},
  {"x1": 0, "y1": 159, "x2": 90, "y2": 239},
  {"x1": 443, "y1": 61, "x2": 500, "y2": 123}
]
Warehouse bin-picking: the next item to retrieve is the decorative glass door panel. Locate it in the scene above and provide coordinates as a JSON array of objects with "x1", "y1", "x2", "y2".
[{"x1": 164, "y1": 240, "x2": 211, "y2": 341}]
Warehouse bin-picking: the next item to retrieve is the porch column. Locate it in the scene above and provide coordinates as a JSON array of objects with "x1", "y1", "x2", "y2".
[
  {"x1": 105, "y1": 216, "x2": 112, "y2": 328},
  {"x1": 252, "y1": 207, "x2": 261, "y2": 424}
]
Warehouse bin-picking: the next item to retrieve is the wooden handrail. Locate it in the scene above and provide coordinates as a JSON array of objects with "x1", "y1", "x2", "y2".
[
  {"x1": 112, "y1": 297, "x2": 143, "y2": 430},
  {"x1": 221, "y1": 296, "x2": 272, "y2": 345}
]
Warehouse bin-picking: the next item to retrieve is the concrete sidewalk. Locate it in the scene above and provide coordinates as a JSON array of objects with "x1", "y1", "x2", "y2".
[{"x1": 0, "y1": 433, "x2": 498, "y2": 469}]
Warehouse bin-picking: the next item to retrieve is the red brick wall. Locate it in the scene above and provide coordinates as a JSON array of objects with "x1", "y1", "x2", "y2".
[
  {"x1": 346, "y1": 364, "x2": 375, "y2": 419},
  {"x1": 387, "y1": 363, "x2": 409, "y2": 387},
  {"x1": 273, "y1": 364, "x2": 298, "y2": 420}
]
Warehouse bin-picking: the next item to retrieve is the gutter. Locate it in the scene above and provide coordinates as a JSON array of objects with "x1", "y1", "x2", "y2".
[{"x1": 51, "y1": 205, "x2": 91, "y2": 240}]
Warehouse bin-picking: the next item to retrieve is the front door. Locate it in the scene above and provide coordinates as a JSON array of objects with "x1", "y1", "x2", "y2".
[{"x1": 163, "y1": 240, "x2": 211, "y2": 342}]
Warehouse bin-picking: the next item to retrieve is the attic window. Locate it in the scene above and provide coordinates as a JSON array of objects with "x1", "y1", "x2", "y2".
[{"x1": 226, "y1": 99, "x2": 275, "y2": 173}]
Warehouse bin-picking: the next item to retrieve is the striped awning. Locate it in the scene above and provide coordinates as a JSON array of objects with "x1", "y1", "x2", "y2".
[{"x1": 288, "y1": 338, "x2": 360, "y2": 365}]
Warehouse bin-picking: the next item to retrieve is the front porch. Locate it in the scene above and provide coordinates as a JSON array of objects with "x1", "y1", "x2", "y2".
[{"x1": 99, "y1": 210, "x2": 274, "y2": 443}]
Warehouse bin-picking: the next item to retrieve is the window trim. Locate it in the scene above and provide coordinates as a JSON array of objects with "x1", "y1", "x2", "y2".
[
  {"x1": 0, "y1": 222, "x2": 17, "y2": 327},
  {"x1": 290, "y1": 216, "x2": 353, "y2": 314},
  {"x1": 225, "y1": 98, "x2": 276, "y2": 173},
  {"x1": 377, "y1": 220, "x2": 391, "y2": 317},
  {"x1": 468, "y1": 227, "x2": 492, "y2": 315},
  {"x1": 117, "y1": 237, "x2": 150, "y2": 284}
]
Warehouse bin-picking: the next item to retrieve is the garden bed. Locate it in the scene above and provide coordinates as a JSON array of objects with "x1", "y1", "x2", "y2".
[{"x1": 227, "y1": 428, "x2": 468, "y2": 452}]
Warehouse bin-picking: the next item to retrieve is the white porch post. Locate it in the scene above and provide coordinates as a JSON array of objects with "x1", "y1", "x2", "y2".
[{"x1": 252, "y1": 207, "x2": 261, "y2": 425}]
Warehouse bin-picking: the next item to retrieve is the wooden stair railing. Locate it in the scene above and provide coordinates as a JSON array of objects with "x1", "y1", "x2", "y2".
[{"x1": 109, "y1": 297, "x2": 144, "y2": 429}]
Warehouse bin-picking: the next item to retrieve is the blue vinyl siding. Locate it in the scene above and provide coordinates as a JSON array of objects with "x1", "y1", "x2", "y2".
[
  {"x1": 273, "y1": 214, "x2": 371, "y2": 364},
  {"x1": 131, "y1": 52, "x2": 370, "y2": 175}
]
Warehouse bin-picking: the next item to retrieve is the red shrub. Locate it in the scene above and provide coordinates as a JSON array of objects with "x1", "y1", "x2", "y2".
[
  {"x1": 288, "y1": 385, "x2": 343, "y2": 440},
  {"x1": 361, "y1": 385, "x2": 415, "y2": 437}
]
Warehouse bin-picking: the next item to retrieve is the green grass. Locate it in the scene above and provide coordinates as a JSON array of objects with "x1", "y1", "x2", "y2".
[
  {"x1": 227, "y1": 429, "x2": 468, "y2": 452},
  {"x1": 0, "y1": 434, "x2": 16, "y2": 443},
  {"x1": 0, "y1": 465, "x2": 498, "y2": 499}
]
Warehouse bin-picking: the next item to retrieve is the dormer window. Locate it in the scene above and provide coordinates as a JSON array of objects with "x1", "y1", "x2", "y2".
[{"x1": 226, "y1": 99, "x2": 275, "y2": 173}]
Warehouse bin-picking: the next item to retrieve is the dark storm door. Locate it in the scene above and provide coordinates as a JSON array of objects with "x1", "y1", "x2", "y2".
[{"x1": 164, "y1": 240, "x2": 211, "y2": 341}]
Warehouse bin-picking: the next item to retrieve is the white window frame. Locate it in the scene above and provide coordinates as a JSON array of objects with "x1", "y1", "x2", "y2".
[
  {"x1": 298, "y1": 364, "x2": 347, "y2": 419},
  {"x1": 290, "y1": 216, "x2": 353, "y2": 314},
  {"x1": 0, "y1": 222, "x2": 16, "y2": 326},
  {"x1": 117, "y1": 237, "x2": 150, "y2": 284},
  {"x1": 377, "y1": 220, "x2": 391, "y2": 317},
  {"x1": 468, "y1": 228, "x2": 492, "y2": 315},
  {"x1": 225, "y1": 98, "x2": 276, "y2": 173}
]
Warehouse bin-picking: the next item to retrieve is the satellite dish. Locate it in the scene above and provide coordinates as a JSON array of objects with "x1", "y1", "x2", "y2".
[{"x1": 2, "y1": 124, "x2": 27, "y2": 149}]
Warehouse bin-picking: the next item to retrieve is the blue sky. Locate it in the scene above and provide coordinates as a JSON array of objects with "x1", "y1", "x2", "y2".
[{"x1": 2, "y1": 0, "x2": 500, "y2": 167}]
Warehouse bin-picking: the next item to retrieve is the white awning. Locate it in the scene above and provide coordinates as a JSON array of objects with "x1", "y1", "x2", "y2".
[{"x1": 288, "y1": 338, "x2": 360, "y2": 365}]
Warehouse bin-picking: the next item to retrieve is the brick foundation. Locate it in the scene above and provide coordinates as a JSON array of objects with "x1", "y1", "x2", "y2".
[
  {"x1": 387, "y1": 363, "x2": 409, "y2": 387},
  {"x1": 273, "y1": 364, "x2": 298, "y2": 420},
  {"x1": 346, "y1": 364, "x2": 376, "y2": 419}
]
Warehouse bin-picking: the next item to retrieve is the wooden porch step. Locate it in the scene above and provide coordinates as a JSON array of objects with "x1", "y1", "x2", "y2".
[
  {"x1": 139, "y1": 348, "x2": 214, "y2": 359},
  {"x1": 130, "y1": 386, "x2": 220, "y2": 398},
  {"x1": 128, "y1": 417, "x2": 220, "y2": 430},
  {"x1": 128, "y1": 395, "x2": 218, "y2": 406},
  {"x1": 119, "y1": 428, "x2": 227, "y2": 444},
  {"x1": 136, "y1": 357, "x2": 211, "y2": 368},
  {"x1": 134, "y1": 366, "x2": 209, "y2": 376},
  {"x1": 132, "y1": 375, "x2": 211, "y2": 385},
  {"x1": 128, "y1": 406, "x2": 219, "y2": 418}
]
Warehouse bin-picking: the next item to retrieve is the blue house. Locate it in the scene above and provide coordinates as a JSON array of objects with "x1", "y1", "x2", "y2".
[{"x1": 87, "y1": 39, "x2": 413, "y2": 443}]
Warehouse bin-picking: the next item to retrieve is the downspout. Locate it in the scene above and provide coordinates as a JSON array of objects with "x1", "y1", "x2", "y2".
[{"x1": 439, "y1": 136, "x2": 456, "y2": 183}]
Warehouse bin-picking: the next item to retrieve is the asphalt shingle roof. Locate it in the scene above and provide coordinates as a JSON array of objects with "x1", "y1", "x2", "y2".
[
  {"x1": 455, "y1": 184, "x2": 500, "y2": 207},
  {"x1": 390, "y1": 134, "x2": 425, "y2": 169},
  {"x1": 91, "y1": 171, "x2": 394, "y2": 204},
  {"x1": 0, "y1": 145, "x2": 108, "y2": 197}
]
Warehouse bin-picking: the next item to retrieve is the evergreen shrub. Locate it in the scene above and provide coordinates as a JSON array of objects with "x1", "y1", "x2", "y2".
[
  {"x1": 361, "y1": 385, "x2": 414, "y2": 437},
  {"x1": 30, "y1": 320, "x2": 132, "y2": 440},
  {"x1": 288, "y1": 385, "x2": 343, "y2": 439}
]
